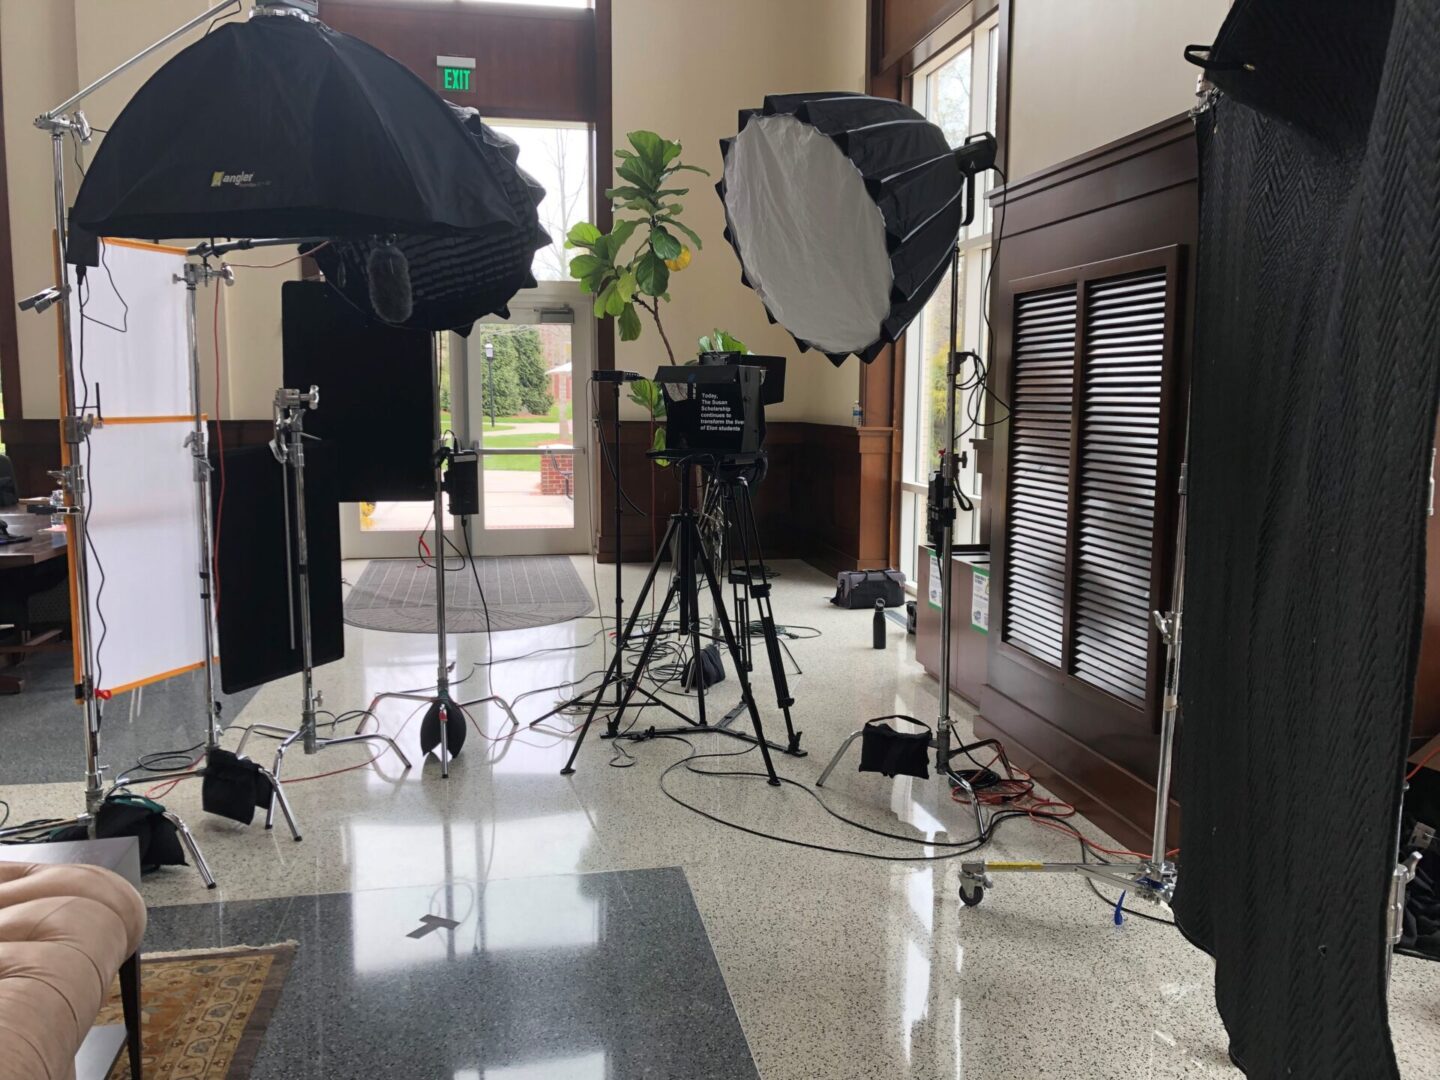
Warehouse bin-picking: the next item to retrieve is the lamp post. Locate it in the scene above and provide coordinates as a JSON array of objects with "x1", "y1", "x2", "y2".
[{"x1": 484, "y1": 338, "x2": 496, "y2": 429}]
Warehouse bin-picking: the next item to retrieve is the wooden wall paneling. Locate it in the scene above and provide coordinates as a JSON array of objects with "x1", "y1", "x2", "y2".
[
  {"x1": 319, "y1": 1, "x2": 596, "y2": 123},
  {"x1": 1416, "y1": 425, "x2": 1440, "y2": 741},
  {"x1": 978, "y1": 115, "x2": 1198, "y2": 850}
]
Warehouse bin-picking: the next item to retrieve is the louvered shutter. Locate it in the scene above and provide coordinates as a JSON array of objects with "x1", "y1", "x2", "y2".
[
  {"x1": 1072, "y1": 269, "x2": 1167, "y2": 706},
  {"x1": 1001, "y1": 284, "x2": 1078, "y2": 666},
  {"x1": 997, "y1": 251, "x2": 1178, "y2": 718}
]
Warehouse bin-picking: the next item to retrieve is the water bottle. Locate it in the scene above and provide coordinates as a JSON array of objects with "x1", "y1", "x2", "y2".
[
  {"x1": 852, "y1": 400, "x2": 863, "y2": 427},
  {"x1": 873, "y1": 599, "x2": 887, "y2": 649}
]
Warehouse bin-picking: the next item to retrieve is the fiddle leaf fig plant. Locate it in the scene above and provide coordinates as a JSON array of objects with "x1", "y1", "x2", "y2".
[
  {"x1": 697, "y1": 329, "x2": 748, "y2": 355},
  {"x1": 565, "y1": 129, "x2": 708, "y2": 364}
]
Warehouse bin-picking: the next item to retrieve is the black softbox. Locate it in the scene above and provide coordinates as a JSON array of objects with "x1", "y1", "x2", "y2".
[
  {"x1": 306, "y1": 107, "x2": 550, "y2": 333},
  {"x1": 71, "y1": 14, "x2": 532, "y2": 241},
  {"x1": 717, "y1": 93, "x2": 969, "y2": 365}
]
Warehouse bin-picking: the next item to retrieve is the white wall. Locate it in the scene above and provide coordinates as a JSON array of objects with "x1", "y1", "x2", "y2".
[
  {"x1": 612, "y1": 0, "x2": 867, "y2": 424},
  {"x1": 2, "y1": 0, "x2": 79, "y2": 419},
  {"x1": 1007, "y1": 0, "x2": 1232, "y2": 180}
]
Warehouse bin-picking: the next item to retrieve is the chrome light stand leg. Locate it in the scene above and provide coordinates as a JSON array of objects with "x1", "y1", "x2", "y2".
[{"x1": 238, "y1": 388, "x2": 412, "y2": 827}]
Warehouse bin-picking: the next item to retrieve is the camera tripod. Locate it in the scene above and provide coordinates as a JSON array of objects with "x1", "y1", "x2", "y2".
[
  {"x1": 559, "y1": 453, "x2": 805, "y2": 780},
  {"x1": 699, "y1": 461, "x2": 803, "y2": 753}
]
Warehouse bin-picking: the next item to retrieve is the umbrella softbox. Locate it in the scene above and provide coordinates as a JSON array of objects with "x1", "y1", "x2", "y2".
[
  {"x1": 306, "y1": 108, "x2": 550, "y2": 332},
  {"x1": 71, "y1": 13, "x2": 531, "y2": 241},
  {"x1": 717, "y1": 93, "x2": 980, "y2": 365}
]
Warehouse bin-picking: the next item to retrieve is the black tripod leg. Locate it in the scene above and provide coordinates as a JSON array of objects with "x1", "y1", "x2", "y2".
[
  {"x1": 608, "y1": 566, "x2": 682, "y2": 737},
  {"x1": 737, "y1": 484, "x2": 802, "y2": 754},
  {"x1": 561, "y1": 516, "x2": 677, "y2": 774},
  {"x1": 723, "y1": 486, "x2": 753, "y2": 673},
  {"x1": 697, "y1": 525, "x2": 780, "y2": 786}
]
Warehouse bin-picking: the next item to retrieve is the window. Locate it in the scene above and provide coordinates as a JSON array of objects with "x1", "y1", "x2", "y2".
[
  {"x1": 899, "y1": 17, "x2": 1001, "y2": 584},
  {"x1": 487, "y1": 121, "x2": 593, "y2": 282}
]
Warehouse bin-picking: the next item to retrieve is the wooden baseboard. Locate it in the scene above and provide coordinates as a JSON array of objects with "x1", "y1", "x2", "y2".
[{"x1": 976, "y1": 686, "x2": 1180, "y2": 855}]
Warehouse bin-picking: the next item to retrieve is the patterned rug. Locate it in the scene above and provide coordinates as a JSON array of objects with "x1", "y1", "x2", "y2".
[
  {"x1": 344, "y1": 555, "x2": 595, "y2": 632},
  {"x1": 96, "y1": 942, "x2": 295, "y2": 1079}
]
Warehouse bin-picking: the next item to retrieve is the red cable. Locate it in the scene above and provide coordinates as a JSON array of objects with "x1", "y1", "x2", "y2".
[{"x1": 1406, "y1": 742, "x2": 1440, "y2": 782}]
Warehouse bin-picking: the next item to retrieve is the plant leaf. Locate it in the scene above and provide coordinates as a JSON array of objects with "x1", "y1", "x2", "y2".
[
  {"x1": 604, "y1": 282, "x2": 627, "y2": 316},
  {"x1": 665, "y1": 164, "x2": 711, "y2": 176},
  {"x1": 651, "y1": 228, "x2": 682, "y2": 261},
  {"x1": 605, "y1": 186, "x2": 645, "y2": 201},
  {"x1": 634, "y1": 251, "x2": 670, "y2": 297},
  {"x1": 666, "y1": 219, "x2": 704, "y2": 252},
  {"x1": 568, "y1": 253, "x2": 603, "y2": 279},
  {"x1": 616, "y1": 158, "x2": 654, "y2": 189},
  {"x1": 628, "y1": 130, "x2": 664, "y2": 169},
  {"x1": 618, "y1": 302, "x2": 642, "y2": 341},
  {"x1": 565, "y1": 222, "x2": 602, "y2": 249},
  {"x1": 616, "y1": 269, "x2": 637, "y2": 303},
  {"x1": 594, "y1": 281, "x2": 616, "y2": 318}
]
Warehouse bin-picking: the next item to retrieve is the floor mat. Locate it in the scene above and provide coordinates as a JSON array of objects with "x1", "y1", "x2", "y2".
[
  {"x1": 344, "y1": 556, "x2": 595, "y2": 632},
  {"x1": 97, "y1": 942, "x2": 295, "y2": 1079}
]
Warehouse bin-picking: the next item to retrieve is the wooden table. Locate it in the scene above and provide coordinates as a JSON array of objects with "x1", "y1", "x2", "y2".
[
  {"x1": 0, "y1": 503, "x2": 69, "y2": 693},
  {"x1": 0, "y1": 504, "x2": 67, "y2": 566}
]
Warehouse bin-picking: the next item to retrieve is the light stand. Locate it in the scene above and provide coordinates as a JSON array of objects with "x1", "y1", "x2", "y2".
[
  {"x1": 105, "y1": 256, "x2": 302, "y2": 849},
  {"x1": 814, "y1": 246, "x2": 988, "y2": 843},
  {"x1": 368, "y1": 333, "x2": 519, "y2": 777},
  {"x1": 0, "y1": 3, "x2": 237, "y2": 865},
  {"x1": 527, "y1": 371, "x2": 645, "y2": 726},
  {"x1": 235, "y1": 387, "x2": 413, "y2": 817}
]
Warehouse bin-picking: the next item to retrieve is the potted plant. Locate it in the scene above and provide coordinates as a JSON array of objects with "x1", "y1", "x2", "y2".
[{"x1": 567, "y1": 130, "x2": 708, "y2": 554}]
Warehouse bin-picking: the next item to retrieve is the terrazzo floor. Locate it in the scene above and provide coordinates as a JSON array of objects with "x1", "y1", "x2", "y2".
[{"x1": 4, "y1": 557, "x2": 1438, "y2": 1079}]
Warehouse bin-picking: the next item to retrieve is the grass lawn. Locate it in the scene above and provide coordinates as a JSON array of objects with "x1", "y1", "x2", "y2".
[{"x1": 481, "y1": 430, "x2": 566, "y2": 471}]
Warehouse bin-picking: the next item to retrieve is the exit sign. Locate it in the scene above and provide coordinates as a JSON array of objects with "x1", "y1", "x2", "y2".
[{"x1": 437, "y1": 55, "x2": 476, "y2": 94}]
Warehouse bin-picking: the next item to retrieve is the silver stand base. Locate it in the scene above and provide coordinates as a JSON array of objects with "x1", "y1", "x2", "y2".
[
  {"x1": 372, "y1": 690, "x2": 519, "y2": 779},
  {"x1": 0, "y1": 809, "x2": 219, "y2": 890},
  {"x1": 958, "y1": 855, "x2": 1177, "y2": 910},
  {"x1": 236, "y1": 721, "x2": 411, "y2": 826},
  {"x1": 110, "y1": 762, "x2": 303, "y2": 843}
]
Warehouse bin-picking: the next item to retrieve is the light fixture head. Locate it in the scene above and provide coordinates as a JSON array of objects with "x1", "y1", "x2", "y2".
[{"x1": 718, "y1": 93, "x2": 996, "y2": 365}]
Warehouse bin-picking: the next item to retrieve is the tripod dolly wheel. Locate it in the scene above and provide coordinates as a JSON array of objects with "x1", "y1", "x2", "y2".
[{"x1": 959, "y1": 880, "x2": 985, "y2": 907}]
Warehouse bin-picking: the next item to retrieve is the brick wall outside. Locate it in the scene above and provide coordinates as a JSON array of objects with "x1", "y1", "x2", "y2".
[{"x1": 540, "y1": 444, "x2": 574, "y2": 496}]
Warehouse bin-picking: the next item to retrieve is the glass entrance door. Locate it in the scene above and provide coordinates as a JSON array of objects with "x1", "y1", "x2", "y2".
[{"x1": 457, "y1": 283, "x2": 592, "y2": 556}]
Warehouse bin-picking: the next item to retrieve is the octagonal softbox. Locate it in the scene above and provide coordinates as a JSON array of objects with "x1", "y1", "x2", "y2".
[{"x1": 717, "y1": 93, "x2": 969, "y2": 365}]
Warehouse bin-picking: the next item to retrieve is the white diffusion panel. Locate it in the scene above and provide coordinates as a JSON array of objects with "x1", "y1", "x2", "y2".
[
  {"x1": 67, "y1": 240, "x2": 189, "y2": 417},
  {"x1": 83, "y1": 421, "x2": 207, "y2": 693}
]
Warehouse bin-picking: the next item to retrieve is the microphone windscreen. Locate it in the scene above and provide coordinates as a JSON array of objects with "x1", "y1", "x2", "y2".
[{"x1": 366, "y1": 242, "x2": 413, "y2": 325}]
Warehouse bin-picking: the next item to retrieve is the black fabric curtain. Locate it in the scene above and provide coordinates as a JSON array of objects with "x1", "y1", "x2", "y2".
[{"x1": 1175, "y1": 2, "x2": 1440, "y2": 1077}]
